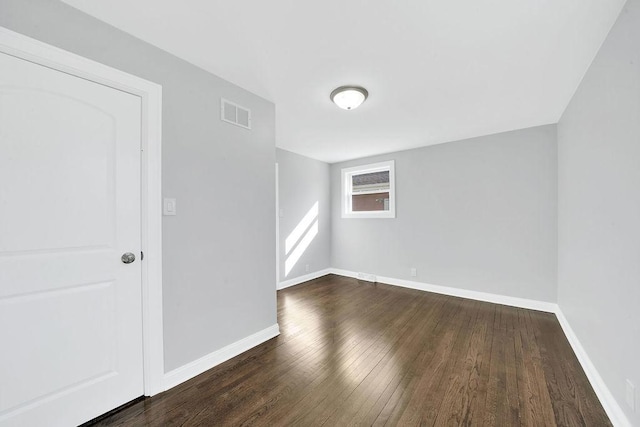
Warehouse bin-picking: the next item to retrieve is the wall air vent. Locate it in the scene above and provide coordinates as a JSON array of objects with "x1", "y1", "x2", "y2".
[{"x1": 221, "y1": 98, "x2": 252, "y2": 130}]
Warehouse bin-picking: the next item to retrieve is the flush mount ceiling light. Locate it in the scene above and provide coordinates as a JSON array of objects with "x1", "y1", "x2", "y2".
[{"x1": 330, "y1": 86, "x2": 368, "y2": 110}]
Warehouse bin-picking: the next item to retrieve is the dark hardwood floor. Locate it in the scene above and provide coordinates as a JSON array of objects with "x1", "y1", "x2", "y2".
[{"x1": 92, "y1": 275, "x2": 610, "y2": 426}]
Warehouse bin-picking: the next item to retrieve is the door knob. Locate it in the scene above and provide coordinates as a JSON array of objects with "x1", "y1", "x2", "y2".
[{"x1": 121, "y1": 252, "x2": 136, "y2": 264}]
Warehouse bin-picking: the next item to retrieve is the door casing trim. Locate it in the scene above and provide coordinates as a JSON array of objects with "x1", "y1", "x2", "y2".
[{"x1": 0, "y1": 26, "x2": 165, "y2": 396}]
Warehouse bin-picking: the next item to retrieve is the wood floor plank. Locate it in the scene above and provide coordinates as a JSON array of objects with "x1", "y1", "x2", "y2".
[
  {"x1": 429, "y1": 301, "x2": 488, "y2": 426},
  {"x1": 89, "y1": 275, "x2": 611, "y2": 426},
  {"x1": 482, "y1": 305, "x2": 521, "y2": 426},
  {"x1": 514, "y1": 309, "x2": 558, "y2": 427},
  {"x1": 241, "y1": 285, "x2": 423, "y2": 426},
  {"x1": 273, "y1": 289, "x2": 428, "y2": 425},
  {"x1": 388, "y1": 299, "x2": 479, "y2": 426},
  {"x1": 311, "y1": 293, "x2": 451, "y2": 426},
  {"x1": 328, "y1": 295, "x2": 456, "y2": 426}
]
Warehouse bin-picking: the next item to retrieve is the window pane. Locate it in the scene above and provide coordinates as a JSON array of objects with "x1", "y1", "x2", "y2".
[
  {"x1": 352, "y1": 192, "x2": 390, "y2": 211},
  {"x1": 352, "y1": 170, "x2": 389, "y2": 193}
]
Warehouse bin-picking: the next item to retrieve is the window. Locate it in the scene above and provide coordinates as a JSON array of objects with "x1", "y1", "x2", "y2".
[{"x1": 342, "y1": 160, "x2": 395, "y2": 218}]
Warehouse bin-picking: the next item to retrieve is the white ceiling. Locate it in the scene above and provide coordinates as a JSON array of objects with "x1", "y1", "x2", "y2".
[{"x1": 62, "y1": 0, "x2": 625, "y2": 163}]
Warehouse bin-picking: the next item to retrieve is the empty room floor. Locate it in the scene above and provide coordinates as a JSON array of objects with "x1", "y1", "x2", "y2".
[{"x1": 91, "y1": 275, "x2": 610, "y2": 426}]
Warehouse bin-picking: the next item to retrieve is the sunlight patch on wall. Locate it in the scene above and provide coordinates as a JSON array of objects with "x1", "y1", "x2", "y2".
[
  {"x1": 285, "y1": 201, "x2": 318, "y2": 255},
  {"x1": 284, "y1": 201, "x2": 319, "y2": 277}
]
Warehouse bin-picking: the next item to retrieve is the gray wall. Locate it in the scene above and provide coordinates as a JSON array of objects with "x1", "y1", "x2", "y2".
[
  {"x1": 0, "y1": 0, "x2": 277, "y2": 372},
  {"x1": 276, "y1": 149, "x2": 331, "y2": 283},
  {"x1": 558, "y1": 0, "x2": 640, "y2": 424},
  {"x1": 331, "y1": 125, "x2": 558, "y2": 302}
]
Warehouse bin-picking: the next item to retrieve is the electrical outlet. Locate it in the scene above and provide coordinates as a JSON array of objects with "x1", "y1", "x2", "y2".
[
  {"x1": 626, "y1": 379, "x2": 636, "y2": 412},
  {"x1": 305, "y1": 264, "x2": 310, "y2": 273},
  {"x1": 410, "y1": 268, "x2": 417, "y2": 277}
]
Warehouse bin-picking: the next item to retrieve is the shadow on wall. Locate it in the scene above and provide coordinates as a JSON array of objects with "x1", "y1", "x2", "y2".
[{"x1": 285, "y1": 201, "x2": 319, "y2": 276}]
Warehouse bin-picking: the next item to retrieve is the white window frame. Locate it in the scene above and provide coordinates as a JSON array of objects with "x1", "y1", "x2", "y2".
[{"x1": 342, "y1": 160, "x2": 396, "y2": 219}]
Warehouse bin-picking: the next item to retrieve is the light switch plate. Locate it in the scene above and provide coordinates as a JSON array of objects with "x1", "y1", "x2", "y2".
[{"x1": 163, "y1": 198, "x2": 176, "y2": 216}]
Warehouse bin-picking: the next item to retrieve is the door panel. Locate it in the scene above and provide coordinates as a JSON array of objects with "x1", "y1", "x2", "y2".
[
  {"x1": 1, "y1": 281, "x2": 116, "y2": 412},
  {"x1": 0, "y1": 87, "x2": 115, "y2": 253},
  {"x1": 0, "y1": 51, "x2": 144, "y2": 426}
]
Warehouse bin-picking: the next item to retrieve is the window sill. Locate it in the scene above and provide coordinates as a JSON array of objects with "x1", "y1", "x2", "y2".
[{"x1": 342, "y1": 211, "x2": 396, "y2": 219}]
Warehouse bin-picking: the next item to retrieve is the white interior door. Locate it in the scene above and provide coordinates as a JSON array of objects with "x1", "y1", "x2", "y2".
[{"x1": 0, "y1": 50, "x2": 144, "y2": 426}]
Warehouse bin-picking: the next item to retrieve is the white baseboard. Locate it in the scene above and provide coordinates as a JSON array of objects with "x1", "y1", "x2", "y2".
[
  {"x1": 329, "y1": 268, "x2": 557, "y2": 313},
  {"x1": 328, "y1": 268, "x2": 359, "y2": 279},
  {"x1": 162, "y1": 323, "x2": 280, "y2": 391},
  {"x1": 278, "y1": 268, "x2": 332, "y2": 290},
  {"x1": 555, "y1": 310, "x2": 631, "y2": 427}
]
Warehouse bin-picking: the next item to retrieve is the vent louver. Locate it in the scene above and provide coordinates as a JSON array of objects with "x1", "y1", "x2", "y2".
[{"x1": 221, "y1": 98, "x2": 251, "y2": 130}]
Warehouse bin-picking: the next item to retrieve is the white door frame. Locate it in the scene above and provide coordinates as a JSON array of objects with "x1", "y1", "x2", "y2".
[
  {"x1": 0, "y1": 27, "x2": 165, "y2": 396},
  {"x1": 275, "y1": 163, "x2": 280, "y2": 289}
]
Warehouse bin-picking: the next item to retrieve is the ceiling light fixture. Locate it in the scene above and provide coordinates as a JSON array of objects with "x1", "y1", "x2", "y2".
[{"x1": 330, "y1": 86, "x2": 368, "y2": 110}]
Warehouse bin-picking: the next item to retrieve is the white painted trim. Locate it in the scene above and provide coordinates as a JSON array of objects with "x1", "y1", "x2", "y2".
[
  {"x1": 162, "y1": 324, "x2": 280, "y2": 391},
  {"x1": 329, "y1": 268, "x2": 557, "y2": 312},
  {"x1": 275, "y1": 163, "x2": 280, "y2": 289},
  {"x1": 555, "y1": 309, "x2": 632, "y2": 427},
  {"x1": 0, "y1": 27, "x2": 165, "y2": 396},
  {"x1": 278, "y1": 268, "x2": 332, "y2": 290},
  {"x1": 140, "y1": 80, "x2": 164, "y2": 397},
  {"x1": 342, "y1": 160, "x2": 396, "y2": 219}
]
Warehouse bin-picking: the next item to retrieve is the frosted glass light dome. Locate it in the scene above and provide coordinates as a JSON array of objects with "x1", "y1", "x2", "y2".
[{"x1": 330, "y1": 86, "x2": 368, "y2": 110}]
